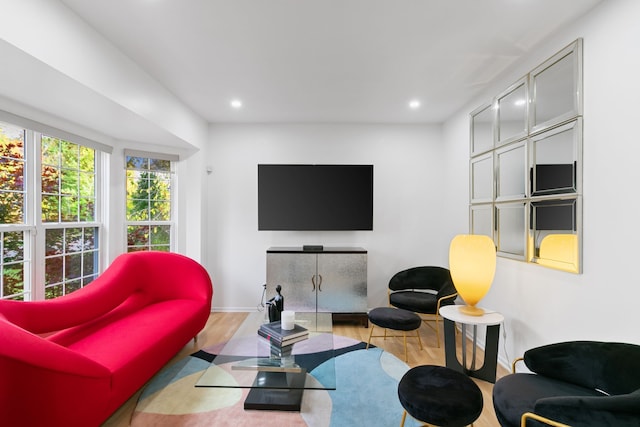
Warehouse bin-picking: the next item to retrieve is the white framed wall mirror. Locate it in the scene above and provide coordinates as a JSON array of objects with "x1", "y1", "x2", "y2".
[
  {"x1": 468, "y1": 39, "x2": 583, "y2": 273},
  {"x1": 470, "y1": 204, "x2": 493, "y2": 239},
  {"x1": 496, "y1": 202, "x2": 526, "y2": 259},
  {"x1": 470, "y1": 103, "x2": 494, "y2": 156},
  {"x1": 496, "y1": 140, "x2": 527, "y2": 201},
  {"x1": 470, "y1": 153, "x2": 494, "y2": 203},
  {"x1": 530, "y1": 197, "x2": 581, "y2": 274},
  {"x1": 497, "y1": 79, "x2": 528, "y2": 146},
  {"x1": 530, "y1": 40, "x2": 583, "y2": 133},
  {"x1": 531, "y1": 119, "x2": 582, "y2": 197}
]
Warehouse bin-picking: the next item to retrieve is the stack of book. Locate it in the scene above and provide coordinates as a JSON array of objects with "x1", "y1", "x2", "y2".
[{"x1": 258, "y1": 320, "x2": 309, "y2": 348}]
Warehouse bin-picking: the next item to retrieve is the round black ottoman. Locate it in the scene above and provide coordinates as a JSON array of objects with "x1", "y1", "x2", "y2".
[
  {"x1": 398, "y1": 365, "x2": 483, "y2": 427},
  {"x1": 368, "y1": 307, "x2": 422, "y2": 331},
  {"x1": 366, "y1": 307, "x2": 422, "y2": 362}
]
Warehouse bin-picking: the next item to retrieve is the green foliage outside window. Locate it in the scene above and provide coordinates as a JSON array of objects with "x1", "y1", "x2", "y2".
[
  {"x1": 0, "y1": 123, "x2": 25, "y2": 225},
  {"x1": 1, "y1": 123, "x2": 27, "y2": 299},
  {"x1": 44, "y1": 227, "x2": 98, "y2": 299},
  {"x1": 1, "y1": 231, "x2": 25, "y2": 300},
  {"x1": 126, "y1": 156, "x2": 172, "y2": 251},
  {"x1": 41, "y1": 136, "x2": 96, "y2": 223},
  {"x1": 0, "y1": 123, "x2": 100, "y2": 300}
]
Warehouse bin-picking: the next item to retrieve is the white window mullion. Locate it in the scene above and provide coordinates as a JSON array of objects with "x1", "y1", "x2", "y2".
[
  {"x1": 170, "y1": 169, "x2": 177, "y2": 252},
  {"x1": 97, "y1": 151, "x2": 107, "y2": 274},
  {"x1": 31, "y1": 131, "x2": 45, "y2": 301}
]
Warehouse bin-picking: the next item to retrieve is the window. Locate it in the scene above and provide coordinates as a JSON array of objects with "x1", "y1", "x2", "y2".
[
  {"x1": 125, "y1": 154, "x2": 173, "y2": 252},
  {"x1": 41, "y1": 136, "x2": 99, "y2": 298},
  {"x1": 0, "y1": 123, "x2": 28, "y2": 300},
  {"x1": 0, "y1": 116, "x2": 105, "y2": 301}
]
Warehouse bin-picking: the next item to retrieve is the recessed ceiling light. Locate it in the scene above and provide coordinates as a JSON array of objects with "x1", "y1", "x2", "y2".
[
  {"x1": 230, "y1": 99, "x2": 243, "y2": 109},
  {"x1": 409, "y1": 99, "x2": 421, "y2": 110}
]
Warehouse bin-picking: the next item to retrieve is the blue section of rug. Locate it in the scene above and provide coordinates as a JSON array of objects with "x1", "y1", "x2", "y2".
[{"x1": 314, "y1": 347, "x2": 420, "y2": 427}]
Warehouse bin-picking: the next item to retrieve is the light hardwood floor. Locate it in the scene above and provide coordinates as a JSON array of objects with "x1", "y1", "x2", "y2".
[{"x1": 103, "y1": 312, "x2": 507, "y2": 426}]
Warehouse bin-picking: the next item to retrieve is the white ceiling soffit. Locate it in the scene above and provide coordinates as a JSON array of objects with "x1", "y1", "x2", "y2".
[
  {"x1": 0, "y1": 39, "x2": 195, "y2": 150},
  {"x1": 54, "y1": 1, "x2": 603, "y2": 124}
]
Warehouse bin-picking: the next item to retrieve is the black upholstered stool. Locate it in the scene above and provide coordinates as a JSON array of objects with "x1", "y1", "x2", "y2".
[
  {"x1": 366, "y1": 307, "x2": 422, "y2": 362},
  {"x1": 398, "y1": 365, "x2": 483, "y2": 427}
]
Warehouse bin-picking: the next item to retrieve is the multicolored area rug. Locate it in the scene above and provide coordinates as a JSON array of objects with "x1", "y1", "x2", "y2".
[{"x1": 132, "y1": 335, "x2": 421, "y2": 426}]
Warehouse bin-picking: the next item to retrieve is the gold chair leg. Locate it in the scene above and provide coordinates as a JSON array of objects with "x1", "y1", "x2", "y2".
[
  {"x1": 400, "y1": 410, "x2": 407, "y2": 427},
  {"x1": 416, "y1": 328, "x2": 423, "y2": 350},
  {"x1": 403, "y1": 331, "x2": 408, "y2": 362},
  {"x1": 366, "y1": 324, "x2": 374, "y2": 349}
]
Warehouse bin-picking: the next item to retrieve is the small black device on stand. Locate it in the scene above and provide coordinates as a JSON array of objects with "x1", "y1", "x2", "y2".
[{"x1": 266, "y1": 285, "x2": 284, "y2": 322}]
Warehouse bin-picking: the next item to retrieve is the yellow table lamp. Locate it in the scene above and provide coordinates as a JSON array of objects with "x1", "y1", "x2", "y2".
[{"x1": 449, "y1": 234, "x2": 496, "y2": 316}]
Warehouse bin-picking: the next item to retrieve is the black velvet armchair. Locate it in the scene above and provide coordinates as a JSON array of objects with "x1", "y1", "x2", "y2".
[
  {"x1": 492, "y1": 341, "x2": 640, "y2": 427},
  {"x1": 388, "y1": 266, "x2": 457, "y2": 347}
]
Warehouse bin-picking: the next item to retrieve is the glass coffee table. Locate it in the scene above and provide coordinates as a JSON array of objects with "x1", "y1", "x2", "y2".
[{"x1": 195, "y1": 311, "x2": 335, "y2": 411}]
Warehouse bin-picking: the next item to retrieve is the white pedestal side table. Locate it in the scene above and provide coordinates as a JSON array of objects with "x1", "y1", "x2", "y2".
[{"x1": 439, "y1": 305, "x2": 504, "y2": 383}]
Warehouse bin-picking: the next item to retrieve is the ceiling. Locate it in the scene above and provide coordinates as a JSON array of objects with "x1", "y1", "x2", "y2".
[{"x1": 57, "y1": 0, "x2": 603, "y2": 125}]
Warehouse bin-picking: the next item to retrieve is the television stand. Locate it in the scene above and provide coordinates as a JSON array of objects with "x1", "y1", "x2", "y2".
[{"x1": 266, "y1": 247, "x2": 367, "y2": 322}]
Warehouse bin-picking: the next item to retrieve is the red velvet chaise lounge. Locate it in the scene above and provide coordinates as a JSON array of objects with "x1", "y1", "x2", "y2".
[{"x1": 0, "y1": 251, "x2": 213, "y2": 427}]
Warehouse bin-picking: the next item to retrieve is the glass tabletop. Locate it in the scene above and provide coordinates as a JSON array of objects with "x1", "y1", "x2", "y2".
[{"x1": 195, "y1": 311, "x2": 336, "y2": 390}]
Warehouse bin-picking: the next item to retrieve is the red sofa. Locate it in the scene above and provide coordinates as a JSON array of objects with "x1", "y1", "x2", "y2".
[{"x1": 0, "y1": 251, "x2": 213, "y2": 427}]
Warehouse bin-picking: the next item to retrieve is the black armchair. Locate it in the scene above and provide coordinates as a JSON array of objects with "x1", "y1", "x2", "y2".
[
  {"x1": 388, "y1": 266, "x2": 457, "y2": 347},
  {"x1": 492, "y1": 341, "x2": 640, "y2": 427}
]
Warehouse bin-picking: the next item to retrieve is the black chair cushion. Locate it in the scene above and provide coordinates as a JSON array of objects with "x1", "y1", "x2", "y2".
[
  {"x1": 398, "y1": 365, "x2": 483, "y2": 427},
  {"x1": 368, "y1": 307, "x2": 421, "y2": 331},
  {"x1": 389, "y1": 290, "x2": 454, "y2": 314},
  {"x1": 494, "y1": 341, "x2": 640, "y2": 427},
  {"x1": 534, "y1": 388, "x2": 640, "y2": 427},
  {"x1": 524, "y1": 341, "x2": 640, "y2": 395},
  {"x1": 492, "y1": 373, "x2": 604, "y2": 427}
]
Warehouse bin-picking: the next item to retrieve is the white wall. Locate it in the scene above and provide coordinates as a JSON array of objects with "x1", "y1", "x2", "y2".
[
  {"x1": 204, "y1": 123, "x2": 448, "y2": 311},
  {"x1": 443, "y1": 0, "x2": 640, "y2": 366}
]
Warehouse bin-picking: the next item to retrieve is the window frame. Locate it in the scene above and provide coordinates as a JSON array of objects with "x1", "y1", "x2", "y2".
[
  {"x1": 0, "y1": 111, "x2": 109, "y2": 300},
  {"x1": 124, "y1": 151, "x2": 176, "y2": 253}
]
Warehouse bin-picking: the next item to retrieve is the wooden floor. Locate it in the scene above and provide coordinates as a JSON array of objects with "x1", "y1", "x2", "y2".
[{"x1": 103, "y1": 312, "x2": 507, "y2": 426}]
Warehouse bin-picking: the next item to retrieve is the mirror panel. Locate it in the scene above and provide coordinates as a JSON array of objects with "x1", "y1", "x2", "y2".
[
  {"x1": 471, "y1": 104, "x2": 494, "y2": 155},
  {"x1": 531, "y1": 120, "x2": 579, "y2": 196},
  {"x1": 496, "y1": 202, "x2": 526, "y2": 258},
  {"x1": 496, "y1": 141, "x2": 526, "y2": 200},
  {"x1": 470, "y1": 204, "x2": 493, "y2": 239},
  {"x1": 531, "y1": 40, "x2": 581, "y2": 132},
  {"x1": 497, "y1": 80, "x2": 527, "y2": 144},
  {"x1": 531, "y1": 198, "x2": 579, "y2": 273},
  {"x1": 471, "y1": 153, "x2": 493, "y2": 202}
]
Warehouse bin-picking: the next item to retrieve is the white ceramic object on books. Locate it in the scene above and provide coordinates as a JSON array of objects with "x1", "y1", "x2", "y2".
[{"x1": 281, "y1": 310, "x2": 295, "y2": 330}]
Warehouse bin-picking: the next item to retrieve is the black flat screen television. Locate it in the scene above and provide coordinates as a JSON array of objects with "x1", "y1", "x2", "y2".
[
  {"x1": 258, "y1": 164, "x2": 373, "y2": 231},
  {"x1": 531, "y1": 200, "x2": 576, "y2": 231},
  {"x1": 532, "y1": 163, "x2": 575, "y2": 195}
]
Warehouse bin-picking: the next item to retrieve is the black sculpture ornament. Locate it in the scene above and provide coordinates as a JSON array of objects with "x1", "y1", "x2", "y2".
[{"x1": 267, "y1": 285, "x2": 284, "y2": 322}]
